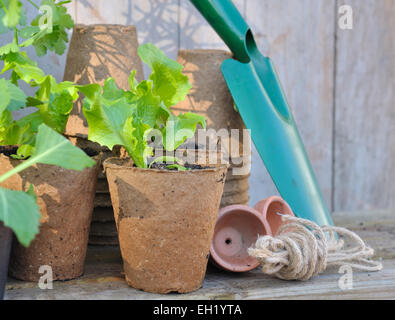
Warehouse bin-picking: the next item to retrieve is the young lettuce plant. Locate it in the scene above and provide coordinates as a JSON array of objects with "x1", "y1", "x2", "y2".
[
  {"x1": 0, "y1": 123, "x2": 96, "y2": 247},
  {"x1": 0, "y1": 73, "x2": 81, "y2": 158},
  {"x1": 82, "y1": 43, "x2": 206, "y2": 169},
  {"x1": 0, "y1": 52, "x2": 81, "y2": 159}
]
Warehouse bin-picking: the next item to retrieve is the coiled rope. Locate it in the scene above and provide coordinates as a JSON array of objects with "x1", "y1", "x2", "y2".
[{"x1": 248, "y1": 215, "x2": 383, "y2": 281}]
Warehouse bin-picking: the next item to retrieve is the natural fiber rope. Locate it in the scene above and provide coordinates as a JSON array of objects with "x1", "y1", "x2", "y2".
[{"x1": 248, "y1": 214, "x2": 383, "y2": 281}]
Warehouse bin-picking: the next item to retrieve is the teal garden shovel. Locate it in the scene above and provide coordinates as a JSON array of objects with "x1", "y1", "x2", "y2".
[{"x1": 189, "y1": 0, "x2": 334, "y2": 226}]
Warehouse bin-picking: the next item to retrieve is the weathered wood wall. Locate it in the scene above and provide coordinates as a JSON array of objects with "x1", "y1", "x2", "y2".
[
  {"x1": 1, "y1": 0, "x2": 394, "y2": 212},
  {"x1": 334, "y1": 0, "x2": 395, "y2": 211}
]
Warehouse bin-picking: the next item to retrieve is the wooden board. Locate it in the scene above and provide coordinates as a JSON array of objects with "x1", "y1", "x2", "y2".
[
  {"x1": 179, "y1": 0, "x2": 246, "y2": 50},
  {"x1": 75, "y1": 0, "x2": 131, "y2": 24},
  {"x1": 334, "y1": 0, "x2": 395, "y2": 211},
  {"x1": 5, "y1": 209, "x2": 395, "y2": 300}
]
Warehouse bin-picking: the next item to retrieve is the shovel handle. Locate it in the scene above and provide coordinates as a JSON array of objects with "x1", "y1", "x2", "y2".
[{"x1": 189, "y1": 0, "x2": 250, "y2": 63}]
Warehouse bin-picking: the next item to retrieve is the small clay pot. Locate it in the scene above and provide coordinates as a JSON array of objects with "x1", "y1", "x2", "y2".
[
  {"x1": 254, "y1": 196, "x2": 295, "y2": 236},
  {"x1": 0, "y1": 222, "x2": 12, "y2": 300},
  {"x1": 0, "y1": 154, "x2": 101, "y2": 281},
  {"x1": 210, "y1": 205, "x2": 272, "y2": 272},
  {"x1": 104, "y1": 157, "x2": 228, "y2": 294}
]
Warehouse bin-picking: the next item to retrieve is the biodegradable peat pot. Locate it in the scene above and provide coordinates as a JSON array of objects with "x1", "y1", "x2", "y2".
[
  {"x1": 103, "y1": 157, "x2": 228, "y2": 294},
  {"x1": 220, "y1": 190, "x2": 250, "y2": 207},
  {"x1": 0, "y1": 222, "x2": 12, "y2": 300},
  {"x1": 64, "y1": 24, "x2": 144, "y2": 138},
  {"x1": 0, "y1": 154, "x2": 101, "y2": 281},
  {"x1": 210, "y1": 205, "x2": 272, "y2": 272},
  {"x1": 174, "y1": 50, "x2": 251, "y2": 208},
  {"x1": 254, "y1": 196, "x2": 295, "y2": 236}
]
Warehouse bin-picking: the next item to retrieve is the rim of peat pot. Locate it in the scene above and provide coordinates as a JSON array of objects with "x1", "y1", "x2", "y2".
[
  {"x1": 254, "y1": 196, "x2": 295, "y2": 236},
  {"x1": 0, "y1": 152, "x2": 101, "y2": 281},
  {"x1": 103, "y1": 157, "x2": 228, "y2": 294},
  {"x1": 103, "y1": 156, "x2": 228, "y2": 172},
  {"x1": 210, "y1": 204, "x2": 272, "y2": 272}
]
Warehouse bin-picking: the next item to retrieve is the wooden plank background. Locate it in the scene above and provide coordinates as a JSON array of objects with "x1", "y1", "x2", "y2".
[
  {"x1": 1, "y1": 0, "x2": 394, "y2": 213},
  {"x1": 334, "y1": 0, "x2": 395, "y2": 211}
]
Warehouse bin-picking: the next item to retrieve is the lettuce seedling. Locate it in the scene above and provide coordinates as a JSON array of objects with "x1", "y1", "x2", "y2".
[
  {"x1": 82, "y1": 43, "x2": 206, "y2": 169},
  {"x1": 0, "y1": 53, "x2": 81, "y2": 159},
  {"x1": 0, "y1": 123, "x2": 96, "y2": 247}
]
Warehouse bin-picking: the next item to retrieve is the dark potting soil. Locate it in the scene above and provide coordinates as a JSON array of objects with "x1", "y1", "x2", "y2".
[
  {"x1": 0, "y1": 145, "x2": 18, "y2": 157},
  {"x1": 0, "y1": 145, "x2": 98, "y2": 158},
  {"x1": 148, "y1": 162, "x2": 210, "y2": 171},
  {"x1": 82, "y1": 147, "x2": 99, "y2": 157}
]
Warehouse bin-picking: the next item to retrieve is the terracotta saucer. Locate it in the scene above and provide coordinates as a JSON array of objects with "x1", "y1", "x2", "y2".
[{"x1": 210, "y1": 205, "x2": 272, "y2": 272}]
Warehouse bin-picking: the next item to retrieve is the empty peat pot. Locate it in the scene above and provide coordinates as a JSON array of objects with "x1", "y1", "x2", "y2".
[
  {"x1": 254, "y1": 196, "x2": 295, "y2": 235},
  {"x1": 210, "y1": 205, "x2": 272, "y2": 272},
  {"x1": 0, "y1": 154, "x2": 101, "y2": 281},
  {"x1": 64, "y1": 24, "x2": 144, "y2": 137},
  {"x1": 0, "y1": 222, "x2": 12, "y2": 300},
  {"x1": 103, "y1": 157, "x2": 228, "y2": 294}
]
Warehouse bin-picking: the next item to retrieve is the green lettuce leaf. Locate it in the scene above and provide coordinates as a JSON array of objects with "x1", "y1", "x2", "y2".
[
  {"x1": 0, "y1": 187, "x2": 41, "y2": 247},
  {"x1": 29, "y1": 123, "x2": 96, "y2": 170},
  {"x1": 0, "y1": 78, "x2": 27, "y2": 113},
  {"x1": 34, "y1": 75, "x2": 75, "y2": 133},
  {"x1": 0, "y1": 0, "x2": 23, "y2": 29},
  {"x1": 0, "y1": 42, "x2": 20, "y2": 55},
  {"x1": 1, "y1": 51, "x2": 46, "y2": 84},
  {"x1": 1, "y1": 111, "x2": 43, "y2": 158},
  {"x1": 81, "y1": 79, "x2": 134, "y2": 150},
  {"x1": 11, "y1": 144, "x2": 35, "y2": 159},
  {"x1": 0, "y1": 79, "x2": 11, "y2": 114},
  {"x1": 0, "y1": 110, "x2": 12, "y2": 144},
  {"x1": 162, "y1": 113, "x2": 206, "y2": 151},
  {"x1": 131, "y1": 80, "x2": 167, "y2": 127},
  {"x1": 26, "y1": 0, "x2": 74, "y2": 56},
  {"x1": 81, "y1": 78, "x2": 154, "y2": 168},
  {"x1": 138, "y1": 43, "x2": 191, "y2": 108}
]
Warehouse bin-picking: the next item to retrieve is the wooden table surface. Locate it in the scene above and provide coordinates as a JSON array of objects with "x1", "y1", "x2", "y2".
[{"x1": 5, "y1": 209, "x2": 395, "y2": 300}]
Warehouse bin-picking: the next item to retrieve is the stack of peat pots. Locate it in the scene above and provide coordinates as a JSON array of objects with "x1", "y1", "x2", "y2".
[
  {"x1": 174, "y1": 50, "x2": 251, "y2": 207},
  {"x1": 63, "y1": 24, "x2": 145, "y2": 246},
  {"x1": 89, "y1": 167, "x2": 118, "y2": 246}
]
